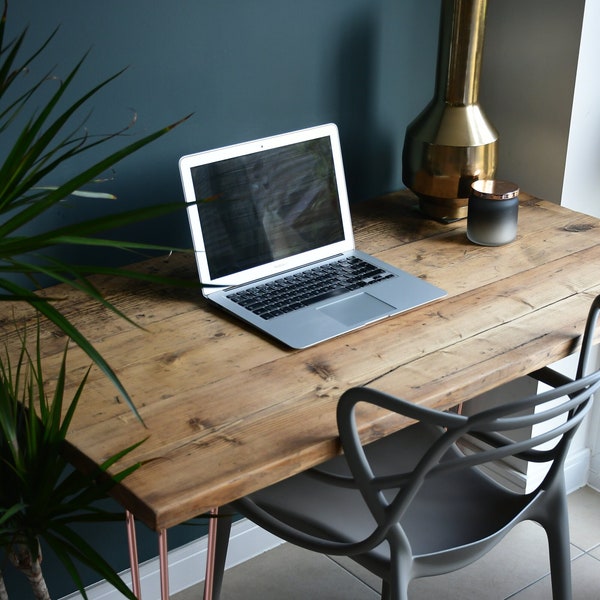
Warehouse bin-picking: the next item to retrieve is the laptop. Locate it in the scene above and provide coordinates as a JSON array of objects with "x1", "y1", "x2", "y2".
[{"x1": 179, "y1": 123, "x2": 445, "y2": 349}]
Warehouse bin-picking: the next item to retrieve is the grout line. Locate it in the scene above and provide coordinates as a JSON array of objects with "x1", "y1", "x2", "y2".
[
  {"x1": 569, "y1": 541, "x2": 587, "y2": 559},
  {"x1": 504, "y1": 576, "x2": 548, "y2": 600},
  {"x1": 504, "y1": 548, "x2": 600, "y2": 599},
  {"x1": 583, "y1": 548, "x2": 600, "y2": 563},
  {"x1": 588, "y1": 541, "x2": 600, "y2": 553},
  {"x1": 323, "y1": 555, "x2": 381, "y2": 598}
]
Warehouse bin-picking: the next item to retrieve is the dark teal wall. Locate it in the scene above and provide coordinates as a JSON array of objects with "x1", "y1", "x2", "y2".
[
  {"x1": 7, "y1": 0, "x2": 439, "y2": 251},
  {"x1": 3, "y1": 1, "x2": 439, "y2": 597}
]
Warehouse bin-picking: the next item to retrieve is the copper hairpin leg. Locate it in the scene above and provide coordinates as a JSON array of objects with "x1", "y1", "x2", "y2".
[
  {"x1": 203, "y1": 507, "x2": 219, "y2": 600},
  {"x1": 158, "y1": 528, "x2": 170, "y2": 599},
  {"x1": 128, "y1": 508, "x2": 215, "y2": 600},
  {"x1": 126, "y1": 511, "x2": 169, "y2": 599},
  {"x1": 126, "y1": 510, "x2": 142, "y2": 599}
]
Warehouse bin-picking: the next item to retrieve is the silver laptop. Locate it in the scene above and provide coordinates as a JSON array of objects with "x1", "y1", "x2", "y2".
[{"x1": 179, "y1": 123, "x2": 445, "y2": 349}]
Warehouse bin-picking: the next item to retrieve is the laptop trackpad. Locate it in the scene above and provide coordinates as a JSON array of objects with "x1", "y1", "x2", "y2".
[{"x1": 318, "y1": 293, "x2": 394, "y2": 326}]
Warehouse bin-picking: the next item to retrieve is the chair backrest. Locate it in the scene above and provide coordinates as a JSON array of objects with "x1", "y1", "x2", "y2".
[{"x1": 336, "y1": 294, "x2": 600, "y2": 551}]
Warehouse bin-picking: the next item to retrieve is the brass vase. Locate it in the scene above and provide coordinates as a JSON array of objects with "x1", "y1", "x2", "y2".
[{"x1": 402, "y1": 0, "x2": 498, "y2": 221}]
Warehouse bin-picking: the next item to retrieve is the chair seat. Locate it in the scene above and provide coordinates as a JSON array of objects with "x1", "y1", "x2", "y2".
[{"x1": 240, "y1": 422, "x2": 532, "y2": 577}]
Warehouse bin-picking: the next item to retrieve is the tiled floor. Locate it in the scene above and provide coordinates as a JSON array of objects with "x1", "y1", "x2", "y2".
[{"x1": 173, "y1": 486, "x2": 600, "y2": 599}]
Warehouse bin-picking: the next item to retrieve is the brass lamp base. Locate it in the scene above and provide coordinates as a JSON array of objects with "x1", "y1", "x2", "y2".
[
  {"x1": 401, "y1": 0, "x2": 498, "y2": 223},
  {"x1": 404, "y1": 114, "x2": 498, "y2": 221},
  {"x1": 417, "y1": 195, "x2": 469, "y2": 223}
]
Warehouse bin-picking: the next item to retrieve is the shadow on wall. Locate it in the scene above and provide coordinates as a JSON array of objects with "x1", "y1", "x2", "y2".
[{"x1": 334, "y1": 9, "x2": 393, "y2": 203}]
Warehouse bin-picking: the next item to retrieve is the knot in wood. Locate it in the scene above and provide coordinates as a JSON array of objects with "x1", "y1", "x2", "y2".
[{"x1": 307, "y1": 361, "x2": 335, "y2": 381}]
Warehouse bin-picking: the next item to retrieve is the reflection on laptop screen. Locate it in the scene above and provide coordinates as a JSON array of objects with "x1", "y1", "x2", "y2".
[{"x1": 190, "y1": 137, "x2": 345, "y2": 279}]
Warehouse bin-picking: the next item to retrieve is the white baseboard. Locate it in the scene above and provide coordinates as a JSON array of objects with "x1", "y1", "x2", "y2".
[
  {"x1": 589, "y1": 451, "x2": 600, "y2": 491},
  {"x1": 58, "y1": 519, "x2": 283, "y2": 600},
  {"x1": 564, "y1": 447, "x2": 591, "y2": 493}
]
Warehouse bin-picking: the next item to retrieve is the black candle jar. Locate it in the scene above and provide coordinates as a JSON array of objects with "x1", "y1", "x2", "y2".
[{"x1": 467, "y1": 180, "x2": 519, "y2": 246}]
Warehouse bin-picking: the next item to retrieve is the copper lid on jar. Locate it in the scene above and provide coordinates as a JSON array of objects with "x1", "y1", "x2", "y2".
[{"x1": 471, "y1": 180, "x2": 519, "y2": 200}]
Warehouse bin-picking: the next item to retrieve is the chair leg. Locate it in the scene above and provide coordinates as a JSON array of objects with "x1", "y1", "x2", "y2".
[
  {"x1": 380, "y1": 551, "x2": 410, "y2": 600},
  {"x1": 542, "y1": 485, "x2": 573, "y2": 600},
  {"x1": 203, "y1": 508, "x2": 233, "y2": 600},
  {"x1": 545, "y1": 517, "x2": 573, "y2": 598},
  {"x1": 381, "y1": 576, "x2": 409, "y2": 600}
]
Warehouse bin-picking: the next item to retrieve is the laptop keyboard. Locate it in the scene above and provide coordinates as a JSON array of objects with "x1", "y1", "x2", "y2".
[{"x1": 227, "y1": 256, "x2": 395, "y2": 320}]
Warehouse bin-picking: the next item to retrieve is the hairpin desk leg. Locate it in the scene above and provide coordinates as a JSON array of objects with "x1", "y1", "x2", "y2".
[
  {"x1": 159, "y1": 528, "x2": 170, "y2": 599},
  {"x1": 126, "y1": 510, "x2": 142, "y2": 599},
  {"x1": 203, "y1": 508, "x2": 219, "y2": 600}
]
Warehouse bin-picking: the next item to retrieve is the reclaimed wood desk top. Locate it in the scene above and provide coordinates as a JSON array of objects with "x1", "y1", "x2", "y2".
[{"x1": 3, "y1": 190, "x2": 600, "y2": 531}]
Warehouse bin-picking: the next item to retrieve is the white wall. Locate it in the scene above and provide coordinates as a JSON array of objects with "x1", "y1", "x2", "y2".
[
  {"x1": 561, "y1": 0, "x2": 600, "y2": 218},
  {"x1": 481, "y1": 0, "x2": 600, "y2": 216},
  {"x1": 480, "y1": 0, "x2": 586, "y2": 205}
]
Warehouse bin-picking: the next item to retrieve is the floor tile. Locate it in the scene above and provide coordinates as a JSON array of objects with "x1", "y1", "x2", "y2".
[
  {"x1": 173, "y1": 544, "x2": 380, "y2": 600},
  {"x1": 567, "y1": 486, "x2": 600, "y2": 551},
  {"x1": 328, "y1": 555, "x2": 381, "y2": 592},
  {"x1": 510, "y1": 553, "x2": 600, "y2": 600}
]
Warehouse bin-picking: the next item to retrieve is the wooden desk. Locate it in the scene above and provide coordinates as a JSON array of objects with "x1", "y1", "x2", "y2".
[{"x1": 3, "y1": 191, "x2": 600, "y2": 535}]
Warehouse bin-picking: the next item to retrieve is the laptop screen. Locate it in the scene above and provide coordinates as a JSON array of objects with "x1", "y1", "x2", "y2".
[{"x1": 189, "y1": 136, "x2": 345, "y2": 279}]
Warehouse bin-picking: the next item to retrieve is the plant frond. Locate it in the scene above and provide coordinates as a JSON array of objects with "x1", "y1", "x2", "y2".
[
  {"x1": 0, "y1": 280, "x2": 143, "y2": 420},
  {"x1": 44, "y1": 525, "x2": 137, "y2": 600},
  {"x1": 0, "y1": 322, "x2": 145, "y2": 598}
]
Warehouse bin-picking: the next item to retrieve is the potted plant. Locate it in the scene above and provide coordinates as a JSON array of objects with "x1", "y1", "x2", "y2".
[
  {"x1": 0, "y1": 326, "x2": 144, "y2": 600},
  {"x1": 0, "y1": 1, "x2": 191, "y2": 597}
]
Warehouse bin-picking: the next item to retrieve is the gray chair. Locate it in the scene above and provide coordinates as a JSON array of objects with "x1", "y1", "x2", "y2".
[{"x1": 208, "y1": 294, "x2": 600, "y2": 600}]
